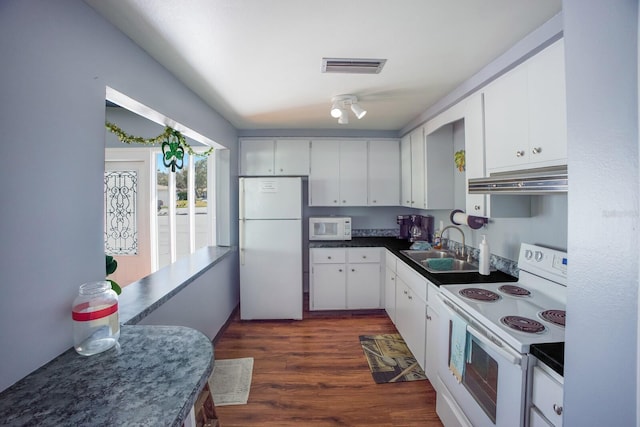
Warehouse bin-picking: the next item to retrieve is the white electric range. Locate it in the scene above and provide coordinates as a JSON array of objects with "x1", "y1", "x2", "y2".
[{"x1": 435, "y1": 243, "x2": 567, "y2": 427}]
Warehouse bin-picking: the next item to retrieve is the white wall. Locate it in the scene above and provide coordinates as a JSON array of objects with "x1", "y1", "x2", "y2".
[
  {"x1": 563, "y1": 1, "x2": 638, "y2": 425},
  {"x1": 0, "y1": 0, "x2": 238, "y2": 392}
]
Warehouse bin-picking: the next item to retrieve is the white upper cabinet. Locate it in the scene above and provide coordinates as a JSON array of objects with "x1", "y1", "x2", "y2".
[
  {"x1": 400, "y1": 127, "x2": 426, "y2": 209},
  {"x1": 464, "y1": 92, "x2": 487, "y2": 216},
  {"x1": 401, "y1": 124, "x2": 454, "y2": 210},
  {"x1": 240, "y1": 139, "x2": 275, "y2": 175},
  {"x1": 309, "y1": 139, "x2": 400, "y2": 207},
  {"x1": 400, "y1": 134, "x2": 412, "y2": 207},
  {"x1": 338, "y1": 140, "x2": 368, "y2": 206},
  {"x1": 368, "y1": 139, "x2": 400, "y2": 206},
  {"x1": 239, "y1": 139, "x2": 310, "y2": 176},
  {"x1": 274, "y1": 140, "x2": 311, "y2": 175},
  {"x1": 309, "y1": 140, "x2": 367, "y2": 206},
  {"x1": 527, "y1": 39, "x2": 567, "y2": 166},
  {"x1": 484, "y1": 39, "x2": 567, "y2": 173}
]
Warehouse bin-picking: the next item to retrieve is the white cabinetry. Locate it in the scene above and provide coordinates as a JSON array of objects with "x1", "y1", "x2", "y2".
[
  {"x1": 368, "y1": 139, "x2": 400, "y2": 206},
  {"x1": 464, "y1": 92, "x2": 531, "y2": 218},
  {"x1": 240, "y1": 139, "x2": 310, "y2": 176},
  {"x1": 484, "y1": 39, "x2": 566, "y2": 173},
  {"x1": 529, "y1": 363, "x2": 564, "y2": 427},
  {"x1": 400, "y1": 125, "x2": 453, "y2": 210},
  {"x1": 394, "y1": 261, "x2": 427, "y2": 370},
  {"x1": 310, "y1": 247, "x2": 382, "y2": 310},
  {"x1": 384, "y1": 250, "x2": 398, "y2": 324},
  {"x1": 425, "y1": 282, "x2": 441, "y2": 387},
  {"x1": 309, "y1": 140, "x2": 367, "y2": 206}
]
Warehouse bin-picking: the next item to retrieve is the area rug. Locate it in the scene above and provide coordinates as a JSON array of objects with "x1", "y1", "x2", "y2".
[
  {"x1": 209, "y1": 357, "x2": 254, "y2": 406},
  {"x1": 359, "y1": 334, "x2": 427, "y2": 384}
]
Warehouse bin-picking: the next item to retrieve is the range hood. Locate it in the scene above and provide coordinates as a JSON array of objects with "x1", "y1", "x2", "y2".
[{"x1": 468, "y1": 166, "x2": 568, "y2": 195}]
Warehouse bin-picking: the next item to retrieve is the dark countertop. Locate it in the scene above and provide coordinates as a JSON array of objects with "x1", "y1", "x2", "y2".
[
  {"x1": 531, "y1": 342, "x2": 564, "y2": 376},
  {"x1": 0, "y1": 325, "x2": 214, "y2": 427},
  {"x1": 309, "y1": 237, "x2": 564, "y2": 375},
  {"x1": 119, "y1": 245, "x2": 233, "y2": 325},
  {"x1": 310, "y1": 237, "x2": 519, "y2": 286}
]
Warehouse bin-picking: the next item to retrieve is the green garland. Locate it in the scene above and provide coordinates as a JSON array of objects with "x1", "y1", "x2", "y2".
[{"x1": 105, "y1": 121, "x2": 214, "y2": 157}]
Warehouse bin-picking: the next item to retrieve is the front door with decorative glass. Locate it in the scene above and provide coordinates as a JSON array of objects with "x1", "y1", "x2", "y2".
[{"x1": 104, "y1": 149, "x2": 152, "y2": 288}]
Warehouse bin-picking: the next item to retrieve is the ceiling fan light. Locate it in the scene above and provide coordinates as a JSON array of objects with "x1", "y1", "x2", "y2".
[{"x1": 351, "y1": 102, "x2": 367, "y2": 119}]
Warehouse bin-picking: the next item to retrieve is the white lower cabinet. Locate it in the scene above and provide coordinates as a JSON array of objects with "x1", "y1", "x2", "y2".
[
  {"x1": 394, "y1": 262, "x2": 427, "y2": 370},
  {"x1": 529, "y1": 363, "x2": 564, "y2": 427},
  {"x1": 425, "y1": 282, "x2": 441, "y2": 386},
  {"x1": 384, "y1": 250, "x2": 398, "y2": 324},
  {"x1": 310, "y1": 247, "x2": 382, "y2": 310}
]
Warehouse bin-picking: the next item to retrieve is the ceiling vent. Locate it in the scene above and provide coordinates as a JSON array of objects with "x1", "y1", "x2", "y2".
[{"x1": 321, "y1": 57, "x2": 387, "y2": 74}]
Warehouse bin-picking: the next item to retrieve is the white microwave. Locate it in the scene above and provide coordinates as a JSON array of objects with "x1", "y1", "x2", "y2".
[{"x1": 309, "y1": 216, "x2": 352, "y2": 241}]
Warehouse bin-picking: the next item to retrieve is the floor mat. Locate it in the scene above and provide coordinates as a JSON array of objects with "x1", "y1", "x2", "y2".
[
  {"x1": 359, "y1": 334, "x2": 427, "y2": 384},
  {"x1": 209, "y1": 357, "x2": 254, "y2": 405}
]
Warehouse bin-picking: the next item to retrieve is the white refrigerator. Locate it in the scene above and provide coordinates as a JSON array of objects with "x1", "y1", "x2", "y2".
[{"x1": 239, "y1": 177, "x2": 303, "y2": 320}]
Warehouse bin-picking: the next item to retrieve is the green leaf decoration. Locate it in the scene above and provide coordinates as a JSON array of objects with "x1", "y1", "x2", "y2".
[{"x1": 105, "y1": 121, "x2": 214, "y2": 158}]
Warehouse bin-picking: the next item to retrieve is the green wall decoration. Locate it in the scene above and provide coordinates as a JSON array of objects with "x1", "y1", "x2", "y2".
[
  {"x1": 105, "y1": 122, "x2": 214, "y2": 169},
  {"x1": 454, "y1": 149, "x2": 465, "y2": 172}
]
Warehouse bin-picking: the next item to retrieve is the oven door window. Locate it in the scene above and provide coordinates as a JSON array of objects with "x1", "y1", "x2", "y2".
[
  {"x1": 448, "y1": 322, "x2": 499, "y2": 424},
  {"x1": 462, "y1": 336, "x2": 498, "y2": 423}
]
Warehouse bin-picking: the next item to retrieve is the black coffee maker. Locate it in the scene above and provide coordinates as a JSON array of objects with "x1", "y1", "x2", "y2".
[{"x1": 397, "y1": 214, "x2": 434, "y2": 242}]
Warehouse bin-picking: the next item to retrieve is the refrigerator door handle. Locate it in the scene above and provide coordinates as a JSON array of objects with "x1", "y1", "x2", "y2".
[{"x1": 239, "y1": 178, "x2": 245, "y2": 265}]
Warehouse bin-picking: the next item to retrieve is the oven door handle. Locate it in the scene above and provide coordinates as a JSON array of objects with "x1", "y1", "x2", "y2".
[
  {"x1": 438, "y1": 293, "x2": 523, "y2": 366},
  {"x1": 466, "y1": 325, "x2": 522, "y2": 366}
]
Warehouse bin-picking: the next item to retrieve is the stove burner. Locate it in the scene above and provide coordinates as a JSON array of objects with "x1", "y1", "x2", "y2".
[
  {"x1": 540, "y1": 309, "x2": 566, "y2": 327},
  {"x1": 500, "y1": 316, "x2": 546, "y2": 333},
  {"x1": 459, "y1": 288, "x2": 500, "y2": 302},
  {"x1": 498, "y1": 284, "x2": 531, "y2": 297}
]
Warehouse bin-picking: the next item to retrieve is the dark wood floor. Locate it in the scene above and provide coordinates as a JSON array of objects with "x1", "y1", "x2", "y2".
[{"x1": 212, "y1": 303, "x2": 443, "y2": 427}]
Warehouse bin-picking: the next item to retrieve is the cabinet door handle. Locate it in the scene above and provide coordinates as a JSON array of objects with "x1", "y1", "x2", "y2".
[
  {"x1": 362, "y1": 255, "x2": 367, "y2": 259},
  {"x1": 532, "y1": 147, "x2": 542, "y2": 155},
  {"x1": 553, "y1": 404, "x2": 563, "y2": 415},
  {"x1": 372, "y1": 200, "x2": 377, "y2": 203},
  {"x1": 474, "y1": 205, "x2": 481, "y2": 211},
  {"x1": 327, "y1": 256, "x2": 332, "y2": 259},
  {"x1": 516, "y1": 150, "x2": 525, "y2": 157},
  {"x1": 338, "y1": 268, "x2": 343, "y2": 272},
  {"x1": 279, "y1": 168, "x2": 284, "y2": 172},
  {"x1": 426, "y1": 315, "x2": 432, "y2": 320},
  {"x1": 342, "y1": 200, "x2": 346, "y2": 203},
  {"x1": 391, "y1": 277, "x2": 395, "y2": 281},
  {"x1": 408, "y1": 295, "x2": 413, "y2": 300},
  {"x1": 334, "y1": 200, "x2": 338, "y2": 204},
  {"x1": 403, "y1": 290, "x2": 408, "y2": 295},
  {"x1": 351, "y1": 268, "x2": 355, "y2": 272}
]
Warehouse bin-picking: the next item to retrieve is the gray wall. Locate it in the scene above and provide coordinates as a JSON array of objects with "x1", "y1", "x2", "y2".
[
  {"x1": 563, "y1": 1, "x2": 638, "y2": 425},
  {"x1": 0, "y1": 0, "x2": 238, "y2": 392}
]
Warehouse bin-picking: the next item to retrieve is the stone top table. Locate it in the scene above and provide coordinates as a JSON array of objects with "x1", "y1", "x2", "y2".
[{"x1": 0, "y1": 325, "x2": 214, "y2": 427}]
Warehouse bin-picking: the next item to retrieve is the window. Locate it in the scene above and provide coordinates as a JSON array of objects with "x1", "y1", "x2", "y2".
[{"x1": 155, "y1": 149, "x2": 216, "y2": 269}]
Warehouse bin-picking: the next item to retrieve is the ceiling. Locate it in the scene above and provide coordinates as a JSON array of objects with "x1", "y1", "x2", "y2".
[{"x1": 85, "y1": 0, "x2": 561, "y2": 132}]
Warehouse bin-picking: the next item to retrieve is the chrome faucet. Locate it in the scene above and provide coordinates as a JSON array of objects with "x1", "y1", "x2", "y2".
[{"x1": 440, "y1": 225, "x2": 469, "y2": 261}]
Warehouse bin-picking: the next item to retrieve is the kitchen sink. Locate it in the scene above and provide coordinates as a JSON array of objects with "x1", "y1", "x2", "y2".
[{"x1": 400, "y1": 249, "x2": 481, "y2": 273}]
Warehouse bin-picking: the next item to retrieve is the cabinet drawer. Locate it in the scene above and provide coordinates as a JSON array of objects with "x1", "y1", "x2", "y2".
[
  {"x1": 347, "y1": 247, "x2": 381, "y2": 263},
  {"x1": 396, "y1": 261, "x2": 427, "y2": 302},
  {"x1": 311, "y1": 248, "x2": 346, "y2": 263},
  {"x1": 532, "y1": 365, "x2": 563, "y2": 426}
]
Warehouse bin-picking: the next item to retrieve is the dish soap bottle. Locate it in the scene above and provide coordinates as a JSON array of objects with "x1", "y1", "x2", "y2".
[{"x1": 479, "y1": 235, "x2": 490, "y2": 275}]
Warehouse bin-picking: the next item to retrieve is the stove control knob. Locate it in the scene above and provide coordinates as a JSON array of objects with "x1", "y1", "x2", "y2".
[
  {"x1": 525, "y1": 249, "x2": 533, "y2": 260},
  {"x1": 535, "y1": 251, "x2": 544, "y2": 262}
]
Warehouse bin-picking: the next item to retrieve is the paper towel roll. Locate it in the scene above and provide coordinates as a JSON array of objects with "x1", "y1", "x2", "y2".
[{"x1": 450, "y1": 209, "x2": 488, "y2": 230}]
